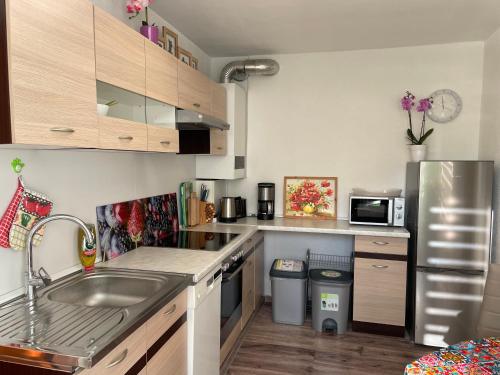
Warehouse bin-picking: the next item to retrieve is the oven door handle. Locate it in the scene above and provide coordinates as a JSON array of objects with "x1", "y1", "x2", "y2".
[{"x1": 223, "y1": 263, "x2": 245, "y2": 281}]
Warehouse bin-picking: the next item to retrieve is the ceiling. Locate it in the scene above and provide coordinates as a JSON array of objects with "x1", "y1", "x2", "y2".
[{"x1": 152, "y1": 0, "x2": 500, "y2": 57}]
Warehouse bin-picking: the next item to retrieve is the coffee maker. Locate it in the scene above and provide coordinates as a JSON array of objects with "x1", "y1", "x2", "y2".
[{"x1": 257, "y1": 183, "x2": 275, "y2": 220}]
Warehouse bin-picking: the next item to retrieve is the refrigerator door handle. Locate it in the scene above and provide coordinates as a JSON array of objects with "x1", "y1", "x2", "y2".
[
  {"x1": 416, "y1": 266, "x2": 485, "y2": 276},
  {"x1": 489, "y1": 209, "x2": 494, "y2": 267}
]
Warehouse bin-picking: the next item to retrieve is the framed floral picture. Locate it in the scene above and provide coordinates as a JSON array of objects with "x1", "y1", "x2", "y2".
[{"x1": 284, "y1": 176, "x2": 337, "y2": 220}]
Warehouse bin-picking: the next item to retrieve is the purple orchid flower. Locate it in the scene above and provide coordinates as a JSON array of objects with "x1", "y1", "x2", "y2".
[
  {"x1": 401, "y1": 91, "x2": 415, "y2": 111},
  {"x1": 416, "y1": 98, "x2": 433, "y2": 112}
]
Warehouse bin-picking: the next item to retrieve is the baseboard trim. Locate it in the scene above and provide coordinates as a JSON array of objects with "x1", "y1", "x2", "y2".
[{"x1": 352, "y1": 320, "x2": 405, "y2": 337}]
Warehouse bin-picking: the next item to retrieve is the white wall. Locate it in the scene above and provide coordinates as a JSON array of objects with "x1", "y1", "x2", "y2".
[
  {"x1": 211, "y1": 42, "x2": 484, "y2": 218},
  {"x1": 92, "y1": 0, "x2": 211, "y2": 75},
  {"x1": 479, "y1": 28, "x2": 500, "y2": 262}
]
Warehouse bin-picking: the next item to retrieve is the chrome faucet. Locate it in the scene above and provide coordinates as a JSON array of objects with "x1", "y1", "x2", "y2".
[{"x1": 25, "y1": 214, "x2": 95, "y2": 301}]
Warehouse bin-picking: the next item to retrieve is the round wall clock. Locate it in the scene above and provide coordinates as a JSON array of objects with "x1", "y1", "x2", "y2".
[{"x1": 427, "y1": 89, "x2": 463, "y2": 123}]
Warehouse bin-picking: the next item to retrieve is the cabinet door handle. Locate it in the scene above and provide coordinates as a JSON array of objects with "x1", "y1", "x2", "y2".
[
  {"x1": 106, "y1": 349, "x2": 128, "y2": 368},
  {"x1": 118, "y1": 136, "x2": 133, "y2": 141},
  {"x1": 372, "y1": 264, "x2": 389, "y2": 269},
  {"x1": 160, "y1": 140, "x2": 171, "y2": 145},
  {"x1": 193, "y1": 103, "x2": 201, "y2": 108},
  {"x1": 216, "y1": 147, "x2": 223, "y2": 150},
  {"x1": 372, "y1": 241, "x2": 389, "y2": 246},
  {"x1": 50, "y1": 127, "x2": 75, "y2": 133},
  {"x1": 163, "y1": 304, "x2": 176, "y2": 316}
]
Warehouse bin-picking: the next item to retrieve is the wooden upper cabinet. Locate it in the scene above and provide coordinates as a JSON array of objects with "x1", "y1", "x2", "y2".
[
  {"x1": 177, "y1": 61, "x2": 211, "y2": 115},
  {"x1": 211, "y1": 82, "x2": 227, "y2": 122},
  {"x1": 94, "y1": 6, "x2": 145, "y2": 95},
  {"x1": 145, "y1": 40, "x2": 178, "y2": 106},
  {"x1": 6, "y1": 0, "x2": 98, "y2": 147}
]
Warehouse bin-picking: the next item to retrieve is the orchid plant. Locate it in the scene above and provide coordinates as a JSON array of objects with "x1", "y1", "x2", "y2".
[
  {"x1": 126, "y1": 0, "x2": 154, "y2": 25},
  {"x1": 401, "y1": 91, "x2": 434, "y2": 145}
]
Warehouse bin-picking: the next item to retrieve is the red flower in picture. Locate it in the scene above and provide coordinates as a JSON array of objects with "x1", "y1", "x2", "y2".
[{"x1": 286, "y1": 179, "x2": 335, "y2": 217}]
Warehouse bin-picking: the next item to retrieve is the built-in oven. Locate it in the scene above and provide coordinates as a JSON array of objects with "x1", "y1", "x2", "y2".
[
  {"x1": 349, "y1": 195, "x2": 405, "y2": 226},
  {"x1": 220, "y1": 248, "x2": 245, "y2": 347}
]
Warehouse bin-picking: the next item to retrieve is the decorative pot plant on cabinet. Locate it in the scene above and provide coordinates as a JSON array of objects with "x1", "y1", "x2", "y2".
[
  {"x1": 127, "y1": 0, "x2": 159, "y2": 44},
  {"x1": 401, "y1": 91, "x2": 434, "y2": 162}
]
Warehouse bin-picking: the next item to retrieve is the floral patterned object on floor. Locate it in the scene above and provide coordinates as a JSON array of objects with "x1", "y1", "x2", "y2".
[
  {"x1": 405, "y1": 337, "x2": 500, "y2": 374},
  {"x1": 96, "y1": 193, "x2": 178, "y2": 261}
]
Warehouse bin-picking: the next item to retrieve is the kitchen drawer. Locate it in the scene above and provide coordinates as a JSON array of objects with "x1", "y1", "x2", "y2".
[
  {"x1": 242, "y1": 252, "x2": 255, "y2": 328},
  {"x1": 353, "y1": 258, "x2": 406, "y2": 327},
  {"x1": 147, "y1": 125, "x2": 179, "y2": 153},
  {"x1": 178, "y1": 61, "x2": 211, "y2": 115},
  {"x1": 99, "y1": 116, "x2": 147, "y2": 151},
  {"x1": 146, "y1": 289, "x2": 187, "y2": 348},
  {"x1": 355, "y1": 235, "x2": 407, "y2": 256},
  {"x1": 210, "y1": 129, "x2": 227, "y2": 155},
  {"x1": 147, "y1": 322, "x2": 187, "y2": 375},
  {"x1": 79, "y1": 325, "x2": 147, "y2": 375}
]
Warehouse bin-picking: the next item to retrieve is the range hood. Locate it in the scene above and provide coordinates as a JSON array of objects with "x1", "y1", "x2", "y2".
[{"x1": 176, "y1": 108, "x2": 230, "y2": 131}]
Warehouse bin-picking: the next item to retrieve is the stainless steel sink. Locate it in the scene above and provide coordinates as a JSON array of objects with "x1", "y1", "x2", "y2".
[
  {"x1": 0, "y1": 268, "x2": 191, "y2": 371},
  {"x1": 47, "y1": 271, "x2": 168, "y2": 307}
]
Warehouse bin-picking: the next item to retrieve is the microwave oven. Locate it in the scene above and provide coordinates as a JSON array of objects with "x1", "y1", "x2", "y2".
[{"x1": 349, "y1": 196, "x2": 405, "y2": 227}]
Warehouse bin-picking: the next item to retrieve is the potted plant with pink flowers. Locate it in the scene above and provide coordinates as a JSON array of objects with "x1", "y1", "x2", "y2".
[
  {"x1": 401, "y1": 91, "x2": 434, "y2": 161},
  {"x1": 126, "y1": 0, "x2": 159, "y2": 44}
]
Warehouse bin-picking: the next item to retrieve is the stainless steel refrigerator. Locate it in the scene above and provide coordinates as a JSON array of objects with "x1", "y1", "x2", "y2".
[{"x1": 406, "y1": 161, "x2": 494, "y2": 347}]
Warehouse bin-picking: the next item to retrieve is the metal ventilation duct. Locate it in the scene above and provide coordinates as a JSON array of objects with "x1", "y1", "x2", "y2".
[{"x1": 220, "y1": 59, "x2": 280, "y2": 83}]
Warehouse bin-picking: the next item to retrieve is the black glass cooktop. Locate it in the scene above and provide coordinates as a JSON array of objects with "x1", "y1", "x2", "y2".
[{"x1": 158, "y1": 231, "x2": 239, "y2": 251}]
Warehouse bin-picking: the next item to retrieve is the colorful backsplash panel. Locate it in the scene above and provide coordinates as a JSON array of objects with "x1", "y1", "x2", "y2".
[{"x1": 96, "y1": 193, "x2": 178, "y2": 261}]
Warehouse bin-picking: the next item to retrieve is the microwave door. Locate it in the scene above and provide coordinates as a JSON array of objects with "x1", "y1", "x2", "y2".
[{"x1": 350, "y1": 198, "x2": 390, "y2": 226}]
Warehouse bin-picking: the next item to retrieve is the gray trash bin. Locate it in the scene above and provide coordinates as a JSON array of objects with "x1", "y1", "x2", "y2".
[
  {"x1": 270, "y1": 259, "x2": 308, "y2": 325},
  {"x1": 310, "y1": 268, "x2": 353, "y2": 334}
]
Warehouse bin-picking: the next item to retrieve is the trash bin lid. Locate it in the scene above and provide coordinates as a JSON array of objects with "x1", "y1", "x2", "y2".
[
  {"x1": 309, "y1": 268, "x2": 353, "y2": 284},
  {"x1": 270, "y1": 259, "x2": 308, "y2": 279}
]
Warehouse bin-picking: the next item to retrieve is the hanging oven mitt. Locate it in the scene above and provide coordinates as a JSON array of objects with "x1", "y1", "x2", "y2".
[
  {"x1": 0, "y1": 177, "x2": 25, "y2": 248},
  {"x1": 9, "y1": 189, "x2": 53, "y2": 251}
]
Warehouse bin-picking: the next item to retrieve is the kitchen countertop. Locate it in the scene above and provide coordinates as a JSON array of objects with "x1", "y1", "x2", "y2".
[
  {"x1": 208, "y1": 217, "x2": 411, "y2": 238},
  {"x1": 99, "y1": 225, "x2": 258, "y2": 283},
  {"x1": 99, "y1": 217, "x2": 408, "y2": 283}
]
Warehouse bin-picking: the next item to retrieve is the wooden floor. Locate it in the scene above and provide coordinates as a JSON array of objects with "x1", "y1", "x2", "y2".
[{"x1": 224, "y1": 304, "x2": 430, "y2": 375}]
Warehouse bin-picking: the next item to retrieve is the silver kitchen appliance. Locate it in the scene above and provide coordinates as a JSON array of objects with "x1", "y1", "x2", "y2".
[
  {"x1": 258, "y1": 183, "x2": 275, "y2": 220},
  {"x1": 349, "y1": 195, "x2": 405, "y2": 226},
  {"x1": 406, "y1": 161, "x2": 494, "y2": 347},
  {"x1": 219, "y1": 197, "x2": 237, "y2": 223}
]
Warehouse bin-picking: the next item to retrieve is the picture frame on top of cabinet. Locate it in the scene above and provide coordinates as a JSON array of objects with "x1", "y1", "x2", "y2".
[
  {"x1": 283, "y1": 176, "x2": 338, "y2": 220},
  {"x1": 178, "y1": 47, "x2": 192, "y2": 66},
  {"x1": 162, "y1": 26, "x2": 179, "y2": 57},
  {"x1": 191, "y1": 57, "x2": 199, "y2": 70},
  {"x1": 157, "y1": 40, "x2": 165, "y2": 49}
]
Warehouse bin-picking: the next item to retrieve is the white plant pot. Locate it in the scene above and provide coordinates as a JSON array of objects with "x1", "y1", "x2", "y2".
[
  {"x1": 97, "y1": 104, "x2": 110, "y2": 116},
  {"x1": 409, "y1": 144, "x2": 427, "y2": 162}
]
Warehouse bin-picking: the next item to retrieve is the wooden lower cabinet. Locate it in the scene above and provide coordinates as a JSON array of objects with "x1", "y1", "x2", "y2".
[
  {"x1": 78, "y1": 290, "x2": 187, "y2": 375},
  {"x1": 241, "y1": 252, "x2": 256, "y2": 329},
  {"x1": 147, "y1": 322, "x2": 187, "y2": 375},
  {"x1": 352, "y1": 235, "x2": 408, "y2": 337}
]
